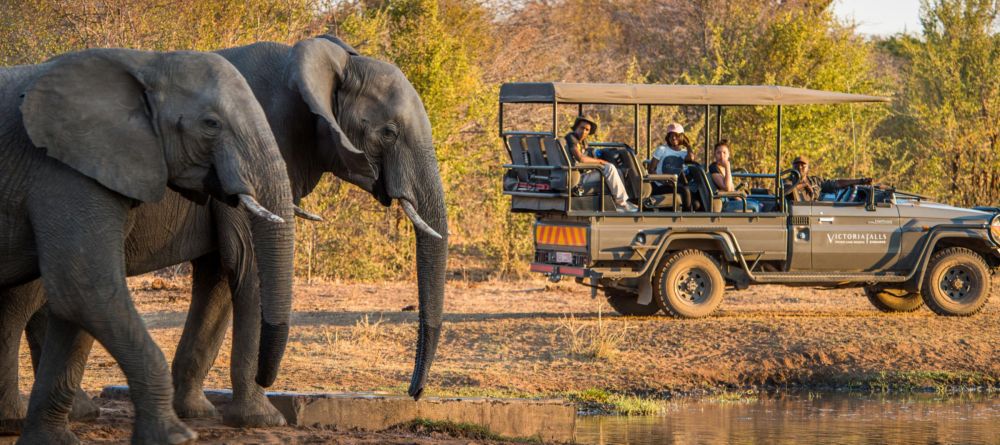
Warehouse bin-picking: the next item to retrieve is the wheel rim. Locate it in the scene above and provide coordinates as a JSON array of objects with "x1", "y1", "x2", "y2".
[
  {"x1": 938, "y1": 265, "x2": 980, "y2": 303},
  {"x1": 675, "y1": 267, "x2": 711, "y2": 305}
]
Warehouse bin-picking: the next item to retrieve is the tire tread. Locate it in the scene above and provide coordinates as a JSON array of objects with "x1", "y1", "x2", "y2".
[{"x1": 921, "y1": 247, "x2": 991, "y2": 316}]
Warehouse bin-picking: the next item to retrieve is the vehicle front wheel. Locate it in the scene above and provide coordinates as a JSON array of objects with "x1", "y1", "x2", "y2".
[
  {"x1": 863, "y1": 286, "x2": 923, "y2": 312},
  {"x1": 921, "y1": 247, "x2": 992, "y2": 316},
  {"x1": 605, "y1": 289, "x2": 660, "y2": 316},
  {"x1": 653, "y1": 250, "x2": 725, "y2": 318}
]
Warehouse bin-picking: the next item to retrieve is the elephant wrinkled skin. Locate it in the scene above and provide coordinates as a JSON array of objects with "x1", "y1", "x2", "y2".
[
  {"x1": 0, "y1": 48, "x2": 295, "y2": 445},
  {"x1": 0, "y1": 36, "x2": 448, "y2": 432}
]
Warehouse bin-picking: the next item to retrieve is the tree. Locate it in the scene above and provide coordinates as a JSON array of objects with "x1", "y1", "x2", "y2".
[{"x1": 894, "y1": 0, "x2": 1000, "y2": 205}]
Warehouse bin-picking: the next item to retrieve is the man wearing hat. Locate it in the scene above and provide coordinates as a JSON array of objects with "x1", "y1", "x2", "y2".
[
  {"x1": 784, "y1": 155, "x2": 872, "y2": 201},
  {"x1": 565, "y1": 116, "x2": 637, "y2": 212}
]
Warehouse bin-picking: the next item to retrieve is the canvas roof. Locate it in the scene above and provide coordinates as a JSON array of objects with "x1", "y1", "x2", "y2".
[{"x1": 499, "y1": 82, "x2": 891, "y2": 105}]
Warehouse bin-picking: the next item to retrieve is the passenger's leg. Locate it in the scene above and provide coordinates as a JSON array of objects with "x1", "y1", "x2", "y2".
[{"x1": 601, "y1": 163, "x2": 631, "y2": 207}]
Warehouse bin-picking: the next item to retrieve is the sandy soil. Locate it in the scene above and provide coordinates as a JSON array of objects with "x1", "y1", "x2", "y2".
[{"x1": 12, "y1": 276, "x2": 1000, "y2": 443}]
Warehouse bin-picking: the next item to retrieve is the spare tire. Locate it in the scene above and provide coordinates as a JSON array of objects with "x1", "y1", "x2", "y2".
[
  {"x1": 863, "y1": 286, "x2": 923, "y2": 313},
  {"x1": 605, "y1": 288, "x2": 660, "y2": 316}
]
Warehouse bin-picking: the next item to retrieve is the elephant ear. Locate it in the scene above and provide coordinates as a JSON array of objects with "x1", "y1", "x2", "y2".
[
  {"x1": 287, "y1": 37, "x2": 376, "y2": 182},
  {"x1": 21, "y1": 49, "x2": 167, "y2": 203},
  {"x1": 316, "y1": 35, "x2": 361, "y2": 56}
]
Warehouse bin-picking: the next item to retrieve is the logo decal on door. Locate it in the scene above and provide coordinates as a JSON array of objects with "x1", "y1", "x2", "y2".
[{"x1": 826, "y1": 233, "x2": 888, "y2": 245}]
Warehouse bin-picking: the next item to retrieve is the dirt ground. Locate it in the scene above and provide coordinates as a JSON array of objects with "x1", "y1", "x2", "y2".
[{"x1": 12, "y1": 276, "x2": 1000, "y2": 443}]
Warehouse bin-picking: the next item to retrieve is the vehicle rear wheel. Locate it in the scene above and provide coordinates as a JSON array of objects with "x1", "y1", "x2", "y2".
[
  {"x1": 921, "y1": 247, "x2": 992, "y2": 316},
  {"x1": 863, "y1": 286, "x2": 923, "y2": 312},
  {"x1": 653, "y1": 250, "x2": 725, "y2": 318},
  {"x1": 604, "y1": 289, "x2": 660, "y2": 316}
]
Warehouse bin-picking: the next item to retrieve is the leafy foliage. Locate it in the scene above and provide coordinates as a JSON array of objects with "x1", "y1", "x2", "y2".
[{"x1": 3, "y1": 0, "x2": 999, "y2": 280}]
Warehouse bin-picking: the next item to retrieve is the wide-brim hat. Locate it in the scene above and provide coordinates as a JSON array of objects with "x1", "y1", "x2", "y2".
[
  {"x1": 573, "y1": 116, "x2": 598, "y2": 135},
  {"x1": 792, "y1": 155, "x2": 810, "y2": 165}
]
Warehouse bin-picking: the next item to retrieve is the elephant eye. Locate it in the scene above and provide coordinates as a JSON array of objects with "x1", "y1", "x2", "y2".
[
  {"x1": 380, "y1": 126, "x2": 398, "y2": 142},
  {"x1": 202, "y1": 118, "x2": 221, "y2": 130}
]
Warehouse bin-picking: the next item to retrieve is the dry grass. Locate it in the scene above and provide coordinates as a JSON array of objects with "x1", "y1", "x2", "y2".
[
  {"x1": 351, "y1": 313, "x2": 386, "y2": 344},
  {"x1": 14, "y1": 277, "x2": 1000, "y2": 402},
  {"x1": 558, "y1": 303, "x2": 629, "y2": 360}
]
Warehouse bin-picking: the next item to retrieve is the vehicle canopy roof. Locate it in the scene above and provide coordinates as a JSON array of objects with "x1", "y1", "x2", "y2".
[{"x1": 499, "y1": 82, "x2": 891, "y2": 106}]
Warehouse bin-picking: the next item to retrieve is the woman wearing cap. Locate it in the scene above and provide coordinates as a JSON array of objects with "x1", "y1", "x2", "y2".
[
  {"x1": 649, "y1": 123, "x2": 695, "y2": 173},
  {"x1": 647, "y1": 122, "x2": 695, "y2": 194}
]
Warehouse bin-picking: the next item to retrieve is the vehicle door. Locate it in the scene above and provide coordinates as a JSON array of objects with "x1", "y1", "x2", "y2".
[
  {"x1": 809, "y1": 199, "x2": 902, "y2": 272},
  {"x1": 786, "y1": 202, "x2": 813, "y2": 271}
]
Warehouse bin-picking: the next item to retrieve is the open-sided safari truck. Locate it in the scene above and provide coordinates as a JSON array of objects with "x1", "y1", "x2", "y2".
[{"x1": 500, "y1": 82, "x2": 1000, "y2": 318}]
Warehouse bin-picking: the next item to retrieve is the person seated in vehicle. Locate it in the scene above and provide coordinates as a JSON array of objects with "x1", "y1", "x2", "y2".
[
  {"x1": 783, "y1": 155, "x2": 872, "y2": 202},
  {"x1": 647, "y1": 122, "x2": 695, "y2": 194},
  {"x1": 564, "y1": 116, "x2": 638, "y2": 212},
  {"x1": 709, "y1": 140, "x2": 761, "y2": 212}
]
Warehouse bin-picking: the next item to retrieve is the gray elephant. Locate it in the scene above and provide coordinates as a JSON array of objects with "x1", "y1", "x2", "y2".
[
  {"x1": 0, "y1": 47, "x2": 295, "y2": 444},
  {"x1": 0, "y1": 36, "x2": 448, "y2": 430}
]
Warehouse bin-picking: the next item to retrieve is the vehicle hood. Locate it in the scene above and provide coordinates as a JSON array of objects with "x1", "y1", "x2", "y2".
[{"x1": 899, "y1": 201, "x2": 994, "y2": 224}]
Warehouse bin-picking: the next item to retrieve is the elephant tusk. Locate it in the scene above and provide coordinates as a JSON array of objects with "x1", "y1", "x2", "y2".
[
  {"x1": 239, "y1": 194, "x2": 285, "y2": 224},
  {"x1": 401, "y1": 200, "x2": 443, "y2": 239},
  {"x1": 294, "y1": 205, "x2": 324, "y2": 222}
]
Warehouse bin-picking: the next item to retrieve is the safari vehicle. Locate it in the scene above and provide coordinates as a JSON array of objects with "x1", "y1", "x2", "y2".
[{"x1": 500, "y1": 82, "x2": 1000, "y2": 318}]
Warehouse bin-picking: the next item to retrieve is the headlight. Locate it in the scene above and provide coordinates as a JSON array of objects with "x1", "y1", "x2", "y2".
[{"x1": 990, "y1": 214, "x2": 1000, "y2": 245}]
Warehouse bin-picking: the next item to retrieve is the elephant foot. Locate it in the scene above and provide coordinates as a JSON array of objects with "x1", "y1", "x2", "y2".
[
  {"x1": 68, "y1": 389, "x2": 99, "y2": 422},
  {"x1": 0, "y1": 394, "x2": 26, "y2": 435},
  {"x1": 0, "y1": 417, "x2": 24, "y2": 436},
  {"x1": 172, "y1": 389, "x2": 218, "y2": 419},
  {"x1": 14, "y1": 426, "x2": 78, "y2": 445},
  {"x1": 221, "y1": 392, "x2": 285, "y2": 428},
  {"x1": 132, "y1": 416, "x2": 197, "y2": 445}
]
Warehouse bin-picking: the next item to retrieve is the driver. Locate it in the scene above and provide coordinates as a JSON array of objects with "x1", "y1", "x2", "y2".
[
  {"x1": 783, "y1": 155, "x2": 872, "y2": 201},
  {"x1": 564, "y1": 116, "x2": 638, "y2": 212}
]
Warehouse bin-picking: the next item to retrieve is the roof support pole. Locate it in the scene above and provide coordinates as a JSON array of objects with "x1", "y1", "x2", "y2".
[
  {"x1": 716, "y1": 105, "x2": 723, "y2": 143},
  {"x1": 633, "y1": 104, "x2": 639, "y2": 150},
  {"x1": 775, "y1": 105, "x2": 783, "y2": 212},
  {"x1": 498, "y1": 102, "x2": 504, "y2": 137},
  {"x1": 646, "y1": 105, "x2": 652, "y2": 159},
  {"x1": 552, "y1": 100, "x2": 558, "y2": 135},
  {"x1": 703, "y1": 105, "x2": 710, "y2": 165}
]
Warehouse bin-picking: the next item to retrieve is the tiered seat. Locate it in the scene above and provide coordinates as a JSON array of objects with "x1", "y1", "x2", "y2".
[{"x1": 502, "y1": 132, "x2": 611, "y2": 213}]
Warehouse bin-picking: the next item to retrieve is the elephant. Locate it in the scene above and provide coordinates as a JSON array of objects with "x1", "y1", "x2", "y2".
[
  {"x1": 0, "y1": 47, "x2": 296, "y2": 444},
  {"x1": 0, "y1": 35, "x2": 448, "y2": 430}
]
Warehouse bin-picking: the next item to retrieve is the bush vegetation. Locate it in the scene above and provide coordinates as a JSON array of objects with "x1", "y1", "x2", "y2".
[{"x1": 3, "y1": 0, "x2": 999, "y2": 281}]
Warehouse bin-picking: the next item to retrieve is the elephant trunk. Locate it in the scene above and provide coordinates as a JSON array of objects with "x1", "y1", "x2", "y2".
[
  {"x1": 406, "y1": 164, "x2": 448, "y2": 400},
  {"x1": 248, "y1": 159, "x2": 295, "y2": 388},
  {"x1": 215, "y1": 136, "x2": 296, "y2": 388}
]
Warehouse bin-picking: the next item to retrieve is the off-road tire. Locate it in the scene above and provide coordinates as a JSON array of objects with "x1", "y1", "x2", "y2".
[
  {"x1": 921, "y1": 247, "x2": 992, "y2": 316},
  {"x1": 653, "y1": 250, "x2": 725, "y2": 318},
  {"x1": 863, "y1": 286, "x2": 923, "y2": 313},
  {"x1": 605, "y1": 289, "x2": 660, "y2": 316}
]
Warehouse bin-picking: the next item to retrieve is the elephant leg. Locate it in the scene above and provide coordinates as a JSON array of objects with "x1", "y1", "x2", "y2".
[
  {"x1": 24, "y1": 307, "x2": 99, "y2": 423},
  {"x1": 22, "y1": 185, "x2": 195, "y2": 445},
  {"x1": 16, "y1": 317, "x2": 92, "y2": 445},
  {"x1": 215, "y1": 210, "x2": 285, "y2": 428},
  {"x1": 0, "y1": 281, "x2": 45, "y2": 435},
  {"x1": 172, "y1": 253, "x2": 232, "y2": 419},
  {"x1": 22, "y1": 284, "x2": 196, "y2": 445},
  {"x1": 221, "y1": 273, "x2": 285, "y2": 428}
]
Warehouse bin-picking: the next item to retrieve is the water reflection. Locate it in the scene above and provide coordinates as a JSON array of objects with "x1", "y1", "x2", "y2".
[{"x1": 575, "y1": 394, "x2": 1000, "y2": 445}]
